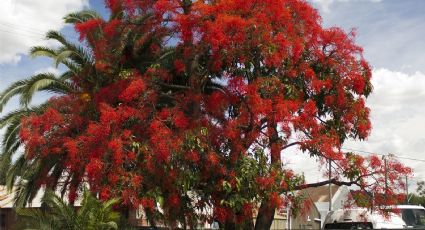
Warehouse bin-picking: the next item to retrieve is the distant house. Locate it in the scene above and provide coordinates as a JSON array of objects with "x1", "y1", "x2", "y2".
[
  {"x1": 0, "y1": 185, "x2": 53, "y2": 230},
  {"x1": 0, "y1": 185, "x2": 86, "y2": 230},
  {"x1": 0, "y1": 186, "x2": 216, "y2": 229},
  {"x1": 291, "y1": 189, "x2": 322, "y2": 229},
  {"x1": 255, "y1": 189, "x2": 322, "y2": 229},
  {"x1": 0, "y1": 184, "x2": 351, "y2": 229},
  {"x1": 0, "y1": 186, "x2": 15, "y2": 230},
  {"x1": 300, "y1": 185, "x2": 350, "y2": 228}
]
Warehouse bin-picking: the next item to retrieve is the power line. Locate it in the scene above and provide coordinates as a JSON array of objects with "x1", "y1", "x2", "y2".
[
  {"x1": 0, "y1": 27, "x2": 78, "y2": 42},
  {"x1": 0, "y1": 22, "x2": 46, "y2": 35},
  {"x1": 0, "y1": 28, "x2": 44, "y2": 39},
  {"x1": 341, "y1": 147, "x2": 425, "y2": 163},
  {"x1": 286, "y1": 136, "x2": 425, "y2": 163}
]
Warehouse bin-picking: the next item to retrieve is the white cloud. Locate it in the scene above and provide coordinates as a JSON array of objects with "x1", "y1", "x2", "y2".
[
  {"x1": 288, "y1": 68, "x2": 425, "y2": 191},
  {"x1": 311, "y1": 0, "x2": 381, "y2": 13},
  {"x1": 311, "y1": 0, "x2": 338, "y2": 13},
  {"x1": 344, "y1": 68, "x2": 425, "y2": 190},
  {"x1": 34, "y1": 66, "x2": 61, "y2": 76},
  {"x1": 0, "y1": 0, "x2": 88, "y2": 64}
]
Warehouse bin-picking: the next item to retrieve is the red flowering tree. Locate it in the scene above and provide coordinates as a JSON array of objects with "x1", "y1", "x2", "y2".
[{"x1": 1, "y1": 0, "x2": 411, "y2": 229}]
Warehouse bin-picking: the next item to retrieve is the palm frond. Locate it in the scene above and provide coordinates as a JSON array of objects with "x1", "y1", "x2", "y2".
[
  {"x1": 58, "y1": 44, "x2": 93, "y2": 67},
  {"x1": 0, "y1": 103, "x2": 47, "y2": 129},
  {"x1": 29, "y1": 46, "x2": 57, "y2": 58},
  {"x1": 64, "y1": 10, "x2": 102, "y2": 24},
  {"x1": 12, "y1": 153, "x2": 67, "y2": 207},
  {"x1": 45, "y1": 31, "x2": 69, "y2": 47},
  {"x1": 60, "y1": 61, "x2": 80, "y2": 74},
  {"x1": 16, "y1": 207, "x2": 59, "y2": 230},
  {"x1": 18, "y1": 73, "x2": 76, "y2": 106},
  {"x1": 43, "y1": 190, "x2": 75, "y2": 221},
  {"x1": 0, "y1": 141, "x2": 19, "y2": 184},
  {"x1": 6, "y1": 154, "x2": 26, "y2": 191},
  {"x1": 0, "y1": 121, "x2": 22, "y2": 176},
  {"x1": 11, "y1": 158, "x2": 44, "y2": 207},
  {"x1": 19, "y1": 73, "x2": 59, "y2": 106},
  {"x1": 54, "y1": 50, "x2": 75, "y2": 68},
  {"x1": 46, "y1": 31, "x2": 93, "y2": 66},
  {"x1": 0, "y1": 80, "x2": 28, "y2": 112}
]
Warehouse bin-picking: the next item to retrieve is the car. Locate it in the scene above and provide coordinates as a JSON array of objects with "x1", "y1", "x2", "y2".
[
  {"x1": 389, "y1": 205, "x2": 425, "y2": 228},
  {"x1": 322, "y1": 208, "x2": 406, "y2": 229}
]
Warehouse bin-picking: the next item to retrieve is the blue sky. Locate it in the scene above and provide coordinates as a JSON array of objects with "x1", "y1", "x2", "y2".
[
  {"x1": 1, "y1": 0, "x2": 425, "y2": 189},
  {"x1": 315, "y1": 0, "x2": 425, "y2": 73}
]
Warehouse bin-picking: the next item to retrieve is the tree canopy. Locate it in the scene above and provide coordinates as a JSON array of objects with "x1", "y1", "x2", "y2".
[{"x1": 0, "y1": 0, "x2": 411, "y2": 229}]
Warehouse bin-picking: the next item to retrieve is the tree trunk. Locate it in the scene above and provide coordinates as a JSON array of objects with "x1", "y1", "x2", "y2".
[
  {"x1": 254, "y1": 201, "x2": 275, "y2": 230},
  {"x1": 253, "y1": 119, "x2": 280, "y2": 230},
  {"x1": 243, "y1": 218, "x2": 255, "y2": 230},
  {"x1": 224, "y1": 221, "x2": 236, "y2": 230}
]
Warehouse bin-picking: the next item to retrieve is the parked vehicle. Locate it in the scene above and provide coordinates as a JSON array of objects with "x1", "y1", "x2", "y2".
[
  {"x1": 390, "y1": 205, "x2": 425, "y2": 228},
  {"x1": 323, "y1": 208, "x2": 406, "y2": 229}
]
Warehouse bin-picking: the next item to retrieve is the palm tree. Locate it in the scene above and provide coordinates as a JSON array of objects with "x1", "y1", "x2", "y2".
[
  {"x1": 16, "y1": 189, "x2": 120, "y2": 230},
  {"x1": 0, "y1": 8, "x2": 169, "y2": 207},
  {"x1": 0, "y1": 12, "x2": 99, "y2": 206}
]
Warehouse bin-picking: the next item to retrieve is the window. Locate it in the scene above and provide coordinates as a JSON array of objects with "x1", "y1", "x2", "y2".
[
  {"x1": 324, "y1": 222, "x2": 372, "y2": 229},
  {"x1": 401, "y1": 209, "x2": 425, "y2": 227}
]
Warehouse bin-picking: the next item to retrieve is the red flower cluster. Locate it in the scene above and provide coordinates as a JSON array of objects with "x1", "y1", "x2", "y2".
[{"x1": 75, "y1": 19, "x2": 102, "y2": 41}]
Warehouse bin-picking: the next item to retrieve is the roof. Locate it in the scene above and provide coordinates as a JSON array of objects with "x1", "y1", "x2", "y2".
[
  {"x1": 302, "y1": 185, "x2": 340, "y2": 203},
  {"x1": 0, "y1": 186, "x2": 16, "y2": 208},
  {"x1": 395, "y1": 205, "x2": 425, "y2": 210},
  {"x1": 0, "y1": 185, "x2": 81, "y2": 208}
]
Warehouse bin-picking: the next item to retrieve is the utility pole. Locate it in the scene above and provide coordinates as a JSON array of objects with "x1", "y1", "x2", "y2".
[
  {"x1": 405, "y1": 175, "x2": 409, "y2": 204},
  {"x1": 383, "y1": 155, "x2": 388, "y2": 192},
  {"x1": 329, "y1": 159, "x2": 332, "y2": 211},
  {"x1": 287, "y1": 203, "x2": 292, "y2": 230}
]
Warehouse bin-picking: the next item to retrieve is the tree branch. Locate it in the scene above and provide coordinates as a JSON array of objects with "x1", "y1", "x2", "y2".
[
  {"x1": 282, "y1": 141, "x2": 302, "y2": 150},
  {"x1": 157, "y1": 82, "x2": 191, "y2": 90},
  {"x1": 285, "y1": 172, "x2": 378, "y2": 193}
]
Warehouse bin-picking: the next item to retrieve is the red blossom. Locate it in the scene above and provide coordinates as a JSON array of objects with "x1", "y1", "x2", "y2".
[
  {"x1": 186, "y1": 150, "x2": 200, "y2": 163},
  {"x1": 131, "y1": 175, "x2": 143, "y2": 187},
  {"x1": 103, "y1": 19, "x2": 121, "y2": 37},
  {"x1": 214, "y1": 206, "x2": 229, "y2": 223},
  {"x1": 119, "y1": 79, "x2": 146, "y2": 102},
  {"x1": 207, "y1": 152, "x2": 219, "y2": 166},
  {"x1": 100, "y1": 187, "x2": 111, "y2": 200},
  {"x1": 75, "y1": 19, "x2": 102, "y2": 41},
  {"x1": 141, "y1": 198, "x2": 155, "y2": 210},
  {"x1": 105, "y1": 0, "x2": 121, "y2": 13},
  {"x1": 173, "y1": 59, "x2": 186, "y2": 73},
  {"x1": 173, "y1": 111, "x2": 189, "y2": 129},
  {"x1": 168, "y1": 193, "x2": 180, "y2": 208},
  {"x1": 86, "y1": 158, "x2": 104, "y2": 180}
]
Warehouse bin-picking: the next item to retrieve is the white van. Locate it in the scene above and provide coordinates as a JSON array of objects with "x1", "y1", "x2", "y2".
[
  {"x1": 390, "y1": 205, "x2": 425, "y2": 228},
  {"x1": 323, "y1": 208, "x2": 406, "y2": 229}
]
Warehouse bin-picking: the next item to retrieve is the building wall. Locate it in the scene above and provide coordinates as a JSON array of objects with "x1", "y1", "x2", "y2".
[
  {"x1": 127, "y1": 208, "x2": 151, "y2": 227},
  {"x1": 0, "y1": 208, "x2": 19, "y2": 230},
  {"x1": 270, "y1": 217, "x2": 286, "y2": 230},
  {"x1": 291, "y1": 206, "x2": 321, "y2": 230},
  {"x1": 332, "y1": 186, "x2": 349, "y2": 210}
]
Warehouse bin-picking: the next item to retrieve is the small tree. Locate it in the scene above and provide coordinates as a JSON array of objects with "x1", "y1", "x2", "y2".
[
  {"x1": 0, "y1": 0, "x2": 411, "y2": 229},
  {"x1": 17, "y1": 190, "x2": 120, "y2": 230},
  {"x1": 417, "y1": 181, "x2": 425, "y2": 196}
]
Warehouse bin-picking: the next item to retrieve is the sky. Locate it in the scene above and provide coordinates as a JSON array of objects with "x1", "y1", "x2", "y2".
[
  {"x1": 292, "y1": 0, "x2": 425, "y2": 191},
  {"x1": 1, "y1": 0, "x2": 425, "y2": 192}
]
